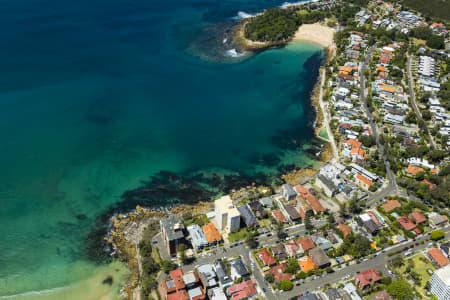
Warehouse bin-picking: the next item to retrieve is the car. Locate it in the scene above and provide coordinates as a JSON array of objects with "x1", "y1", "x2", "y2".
[
  {"x1": 267, "y1": 233, "x2": 272, "y2": 237},
  {"x1": 356, "y1": 271, "x2": 360, "y2": 274},
  {"x1": 295, "y1": 234, "x2": 300, "y2": 238},
  {"x1": 262, "y1": 288, "x2": 266, "y2": 292},
  {"x1": 151, "y1": 241, "x2": 158, "y2": 244},
  {"x1": 428, "y1": 242, "x2": 433, "y2": 246}
]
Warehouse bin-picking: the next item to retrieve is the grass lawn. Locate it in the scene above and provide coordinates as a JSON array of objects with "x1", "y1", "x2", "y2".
[
  {"x1": 228, "y1": 228, "x2": 249, "y2": 243},
  {"x1": 412, "y1": 38, "x2": 426, "y2": 47},
  {"x1": 183, "y1": 214, "x2": 209, "y2": 227},
  {"x1": 259, "y1": 218, "x2": 271, "y2": 228},
  {"x1": 152, "y1": 247, "x2": 162, "y2": 264},
  {"x1": 395, "y1": 254, "x2": 436, "y2": 296}
]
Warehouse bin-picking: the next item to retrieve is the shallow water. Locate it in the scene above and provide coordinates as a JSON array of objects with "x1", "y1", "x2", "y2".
[{"x1": 0, "y1": 0, "x2": 323, "y2": 297}]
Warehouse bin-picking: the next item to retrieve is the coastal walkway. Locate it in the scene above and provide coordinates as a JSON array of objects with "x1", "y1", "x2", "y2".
[{"x1": 318, "y1": 68, "x2": 338, "y2": 163}]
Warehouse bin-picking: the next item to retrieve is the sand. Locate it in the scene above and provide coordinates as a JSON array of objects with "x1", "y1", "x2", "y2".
[{"x1": 292, "y1": 23, "x2": 336, "y2": 48}]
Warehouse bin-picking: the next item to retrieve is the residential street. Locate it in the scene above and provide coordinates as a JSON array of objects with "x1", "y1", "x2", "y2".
[{"x1": 359, "y1": 44, "x2": 396, "y2": 190}]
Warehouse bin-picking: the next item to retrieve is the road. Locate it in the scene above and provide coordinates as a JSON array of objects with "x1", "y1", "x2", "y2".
[
  {"x1": 359, "y1": 44, "x2": 396, "y2": 191},
  {"x1": 406, "y1": 55, "x2": 435, "y2": 148},
  {"x1": 281, "y1": 225, "x2": 450, "y2": 299}
]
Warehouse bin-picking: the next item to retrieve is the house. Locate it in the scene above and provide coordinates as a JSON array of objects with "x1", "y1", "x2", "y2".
[
  {"x1": 256, "y1": 249, "x2": 276, "y2": 266},
  {"x1": 338, "y1": 223, "x2": 352, "y2": 238},
  {"x1": 312, "y1": 235, "x2": 334, "y2": 251},
  {"x1": 421, "y1": 179, "x2": 435, "y2": 190},
  {"x1": 309, "y1": 247, "x2": 330, "y2": 268},
  {"x1": 159, "y1": 269, "x2": 205, "y2": 300},
  {"x1": 356, "y1": 173, "x2": 374, "y2": 189},
  {"x1": 161, "y1": 215, "x2": 186, "y2": 256},
  {"x1": 381, "y1": 200, "x2": 401, "y2": 212},
  {"x1": 209, "y1": 287, "x2": 227, "y2": 300},
  {"x1": 327, "y1": 230, "x2": 343, "y2": 246},
  {"x1": 440, "y1": 242, "x2": 450, "y2": 258},
  {"x1": 429, "y1": 213, "x2": 448, "y2": 228},
  {"x1": 284, "y1": 240, "x2": 301, "y2": 257},
  {"x1": 315, "y1": 175, "x2": 338, "y2": 198},
  {"x1": 343, "y1": 282, "x2": 362, "y2": 300},
  {"x1": 359, "y1": 214, "x2": 380, "y2": 234},
  {"x1": 397, "y1": 216, "x2": 417, "y2": 232},
  {"x1": 248, "y1": 200, "x2": 264, "y2": 218},
  {"x1": 298, "y1": 237, "x2": 315, "y2": 252},
  {"x1": 409, "y1": 211, "x2": 426, "y2": 224},
  {"x1": 282, "y1": 203, "x2": 301, "y2": 221},
  {"x1": 187, "y1": 225, "x2": 209, "y2": 249},
  {"x1": 272, "y1": 244, "x2": 288, "y2": 261},
  {"x1": 355, "y1": 269, "x2": 382, "y2": 289},
  {"x1": 226, "y1": 280, "x2": 257, "y2": 300},
  {"x1": 259, "y1": 197, "x2": 273, "y2": 209},
  {"x1": 196, "y1": 264, "x2": 218, "y2": 289},
  {"x1": 298, "y1": 256, "x2": 315, "y2": 273},
  {"x1": 282, "y1": 183, "x2": 297, "y2": 201},
  {"x1": 214, "y1": 260, "x2": 231, "y2": 284},
  {"x1": 323, "y1": 288, "x2": 341, "y2": 300},
  {"x1": 202, "y1": 223, "x2": 222, "y2": 244},
  {"x1": 407, "y1": 165, "x2": 424, "y2": 177},
  {"x1": 272, "y1": 209, "x2": 288, "y2": 223},
  {"x1": 296, "y1": 185, "x2": 325, "y2": 214},
  {"x1": 230, "y1": 258, "x2": 249, "y2": 281},
  {"x1": 237, "y1": 205, "x2": 258, "y2": 228},
  {"x1": 215, "y1": 195, "x2": 241, "y2": 232},
  {"x1": 266, "y1": 263, "x2": 293, "y2": 282},
  {"x1": 428, "y1": 248, "x2": 450, "y2": 268},
  {"x1": 368, "y1": 290, "x2": 393, "y2": 300}
]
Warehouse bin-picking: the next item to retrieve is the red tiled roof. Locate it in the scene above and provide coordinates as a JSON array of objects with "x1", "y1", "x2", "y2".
[
  {"x1": 397, "y1": 216, "x2": 416, "y2": 231},
  {"x1": 170, "y1": 269, "x2": 185, "y2": 290},
  {"x1": 227, "y1": 279, "x2": 257, "y2": 300},
  {"x1": 266, "y1": 263, "x2": 293, "y2": 282},
  {"x1": 297, "y1": 237, "x2": 315, "y2": 251},
  {"x1": 272, "y1": 210, "x2": 287, "y2": 223},
  {"x1": 338, "y1": 73, "x2": 354, "y2": 81},
  {"x1": 381, "y1": 200, "x2": 401, "y2": 212},
  {"x1": 357, "y1": 173, "x2": 374, "y2": 186},
  {"x1": 257, "y1": 249, "x2": 276, "y2": 266},
  {"x1": 338, "y1": 223, "x2": 352, "y2": 238},
  {"x1": 428, "y1": 248, "x2": 450, "y2": 268},
  {"x1": 355, "y1": 268, "x2": 382, "y2": 289},
  {"x1": 409, "y1": 211, "x2": 426, "y2": 224},
  {"x1": 421, "y1": 179, "x2": 435, "y2": 190},
  {"x1": 345, "y1": 139, "x2": 362, "y2": 149},
  {"x1": 305, "y1": 194, "x2": 324, "y2": 213},
  {"x1": 407, "y1": 165, "x2": 424, "y2": 176},
  {"x1": 298, "y1": 256, "x2": 315, "y2": 273},
  {"x1": 285, "y1": 240, "x2": 300, "y2": 257},
  {"x1": 368, "y1": 211, "x2": 382, "y2": 226}
]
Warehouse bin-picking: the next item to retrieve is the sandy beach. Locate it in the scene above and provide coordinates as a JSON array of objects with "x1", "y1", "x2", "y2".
[{"x1": 292, "y1": 23, "x2": 335, "y2": 48}]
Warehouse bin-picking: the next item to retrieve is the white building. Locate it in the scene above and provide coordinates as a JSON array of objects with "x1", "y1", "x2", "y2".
[
  {"x1": 214, "y1": 195, "x2": 241, "y2": 232},
  {"x1": 418, "y1": 56, "x2": 436, "y2": 78},
  {"x1": 431, "y1": 265, "x2": 450, "y2": 300}
]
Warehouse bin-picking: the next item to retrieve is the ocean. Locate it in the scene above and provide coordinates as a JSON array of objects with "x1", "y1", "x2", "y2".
[{"x1": 0, "y1": 0, "x2": 324, "y2": 298}]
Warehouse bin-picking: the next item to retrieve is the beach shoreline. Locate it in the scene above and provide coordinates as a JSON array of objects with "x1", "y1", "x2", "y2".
[{"x1": 291, "y1": 22, "x2": 336, "y2": 48}]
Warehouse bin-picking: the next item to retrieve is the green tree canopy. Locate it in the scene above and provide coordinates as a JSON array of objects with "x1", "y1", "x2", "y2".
[
  {"x1": 280, "y1": 280, "x2": 294, "y2": 291},
  {"x1": 387, "y1": 279, "x2": 414, "y2": 300}
]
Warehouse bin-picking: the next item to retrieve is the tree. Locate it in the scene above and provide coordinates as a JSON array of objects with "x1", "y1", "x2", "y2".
[
  {"x1": 286, "y1": 258, "x2": 300, "y2": 275},
  {"x1": 178, "y1": 244, "x2": 188, "y2": 265},
  {"x1": 264, "y1": 273, "x2": 275, "y2": 283},
  {"x1": 327, "y1": 213, "x2": 336, "y2": 224},
  {"x1": 405, "y1": 111, "x2": 417, "y2": 124},
  {"x1": 276, "y1": 221, "x2": 287, "y2": 239},
  {"x1": 391, "y1": 257, "x2": 404, "y2": 268},
  {"x1": 430, "y1": 230, "x2": 445, "y2": 240},
  {"x1": 426, "y1": 35, "x2": 445, "y2": 49},
  {"x1": 280, "y1": 280, "x2": 294, "y2": 291},
  {"x1": 161, "y1": 260, "x2": 177, "y2": 273},
  {"x1": 305, "y1": 211, "x2": 314, "y2": 231},
  {"x1": 246, "y1": 233, "x2": 258, "y2": 249},
  {"x1": 387, "y1": 280, "x2": 414, "y2": 300}
]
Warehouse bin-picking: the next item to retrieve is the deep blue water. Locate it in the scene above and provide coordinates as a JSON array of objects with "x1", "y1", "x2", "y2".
[{"x1": 0, "y1": 0, "x2": 324, "y2": 297}]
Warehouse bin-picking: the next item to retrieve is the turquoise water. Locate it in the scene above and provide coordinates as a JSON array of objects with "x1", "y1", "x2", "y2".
[{"x1": 0, "y1": 0, "x2": 324, "y2": 297}]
